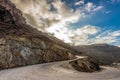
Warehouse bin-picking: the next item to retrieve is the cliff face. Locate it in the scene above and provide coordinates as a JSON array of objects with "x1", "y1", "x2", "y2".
[
  {"x1": 0, "y1": 0, "x2": 26, "y2": 24},
  {"x1": 0, "y1": 0, "x2": 74, "y2": 69},
  {"x1": 0, "y1": 33, "x2": 74, "y2": 69}
]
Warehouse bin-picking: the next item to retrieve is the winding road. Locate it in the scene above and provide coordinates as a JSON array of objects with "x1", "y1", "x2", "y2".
[{"x1": 0, "y1": 60, "x2": 120, "y2": 80}]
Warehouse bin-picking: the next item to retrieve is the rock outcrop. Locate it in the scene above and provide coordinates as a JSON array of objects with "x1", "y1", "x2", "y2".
[
  {"x1": 69, "y1": 58, "x2": 100, "y2": 72},
  {"x1": 0, "y1": 0, "x2": 26, "y2": 24},
  {"x1": 0, "y1": 34, "x2": 74, "y2": 69},
  {"x1": 0, "y1": 0, "x2": 75, "y2": 69}
]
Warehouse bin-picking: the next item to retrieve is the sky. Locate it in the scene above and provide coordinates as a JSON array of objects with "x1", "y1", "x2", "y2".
[{"x1": 11, "y1": 0, "x2": 120, "y2": 46}]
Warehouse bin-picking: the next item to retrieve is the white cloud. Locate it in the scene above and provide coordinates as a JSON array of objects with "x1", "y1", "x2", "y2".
[
  {"x1": 10, "y1": 0, "x2": 103, "y2": 31},
  {"x1": 85, "y1": 2, "x2": 94, "y2": 12},
  {"x1": 46, "y1": 25, "x2": 99, "y2": 45},
  {"x1": 93, "y1": 6, "x2": 103, "y2": 11},
  {"x1": 11, "y1": 0, "x2": 85, "y2": 31},
  {"x1": 112, "y1": 30, "x2": 120, "y2": 36},
  {"x1": 75, "y1": 0, "x2": 84, "y2": 6},
  {"x1": 104, "y1": 11, "x2": 111, "y2": 14},
  {"x1": 85, "y1": 2, "x2": 103, "y2": 12},
  {"x1": 92, "y1": 30, "x2": 120, "y2": 45},
  {"x1": 111, "y1": 0, "x2": 120, "y2": 3},
  {"x1": 11, "y1": 0, "x2": 118, "y2": 46}
]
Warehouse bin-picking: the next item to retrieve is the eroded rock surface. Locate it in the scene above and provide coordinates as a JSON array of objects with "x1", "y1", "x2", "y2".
[
  {"x1": 69, "y1": 58, "x2": 100, "y2": 72},
  {"x1": 0, "y1": 35, "x2": 74, "y2": 69},
  {"x1": 0, "y1": 0, "x2": 26, "y2": 24},
  {"x1": 0, "y1": 0, "x2": 75, "y2": 69}
]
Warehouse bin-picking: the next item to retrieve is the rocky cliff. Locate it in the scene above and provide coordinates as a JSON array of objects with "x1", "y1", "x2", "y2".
[
  {"x1": 0, "y1": 0, "x2": 26, "y2": 24},
  {"x1": 0, "y1": 0, "x2": 75, "y2": 69}
]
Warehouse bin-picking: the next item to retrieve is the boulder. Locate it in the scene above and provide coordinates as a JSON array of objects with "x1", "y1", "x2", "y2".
[{"x1": 69, "y1": 57, "x2": 100, "y2": 72}]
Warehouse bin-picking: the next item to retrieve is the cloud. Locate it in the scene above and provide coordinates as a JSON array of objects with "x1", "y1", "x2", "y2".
[
  {"x1": 10, "y1": 0, "x2": 110, "y2": 46},
  {"x1": 85, "y1": 2, "x2": 103, "y2": 12},
  {"x1": 104, "y1": 11, "x2": 111, "y2": 14},
  {"x1": 111, "y1": 0, "x2": 120, "y2": 3},
  {"x1": 10, "y1": 0, "x2": 103, "y2": 31},
  {"x1": 75, "y1": 0, "x2": 84, "y2": 6},
  {"x1": 46, "y1": 25, "x2": 99, "y2": 45},
  {"x1": 91, "y1": 30, "x2": 120, "y2": 45},
  {"x1": 11, "y1": 0, "x2": 84, "y2": 31},
  {"x1": 85, "y1": 2, "x2": 95, "y2": 12},
  {"x1": 93, "y1": 6, "x2": 103, "y2": 12},
  {"x1": 112, "y1": 30, "x2": 120, "y2": 36}
]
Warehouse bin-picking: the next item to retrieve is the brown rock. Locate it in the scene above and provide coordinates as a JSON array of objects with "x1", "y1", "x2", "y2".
[
  {"x1": 0, "y1": 0, "x2": 75, "y2": 69},
  {"x1": 0, "y1": 34, "x2": 75, "y2": 69},
  {"x1": 69, "y1": 57, "x2": 100, "y2": 72},
  {"x1": 0, "y1": 0, "x2": 26, "y2": 24}
]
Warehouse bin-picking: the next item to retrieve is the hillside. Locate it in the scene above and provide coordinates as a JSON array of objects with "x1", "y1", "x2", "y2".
[
  {"x1": 74, "y1": 44, "x2": 120, "y2": 65},
  {"x1": 0, "y1": 0, "x2": 76, "y2": 69}
]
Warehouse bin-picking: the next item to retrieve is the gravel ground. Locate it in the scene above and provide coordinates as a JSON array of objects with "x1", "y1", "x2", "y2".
[{"x1": 0, "y1": 61, "x2": 120, "y2": 80}]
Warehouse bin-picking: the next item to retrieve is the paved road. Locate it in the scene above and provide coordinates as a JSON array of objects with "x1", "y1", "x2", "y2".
[{"x1": 0, "y1": 60, "x2": 120, "y2": 80}]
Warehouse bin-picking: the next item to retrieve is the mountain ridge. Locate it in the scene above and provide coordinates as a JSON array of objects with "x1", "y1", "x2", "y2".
[{"x1": 74, "y1": 44, "x2": 120, "y2": 65}]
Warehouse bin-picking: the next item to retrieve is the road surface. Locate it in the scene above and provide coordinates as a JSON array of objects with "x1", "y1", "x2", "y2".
[{"x1": 0, "y1": 60, "x2": 120, "y2": 80}]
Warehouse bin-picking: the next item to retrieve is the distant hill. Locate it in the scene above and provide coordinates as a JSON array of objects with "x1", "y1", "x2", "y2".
[{"x1": 74, "y1": 44, "x2": 120, "y2": 65}]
